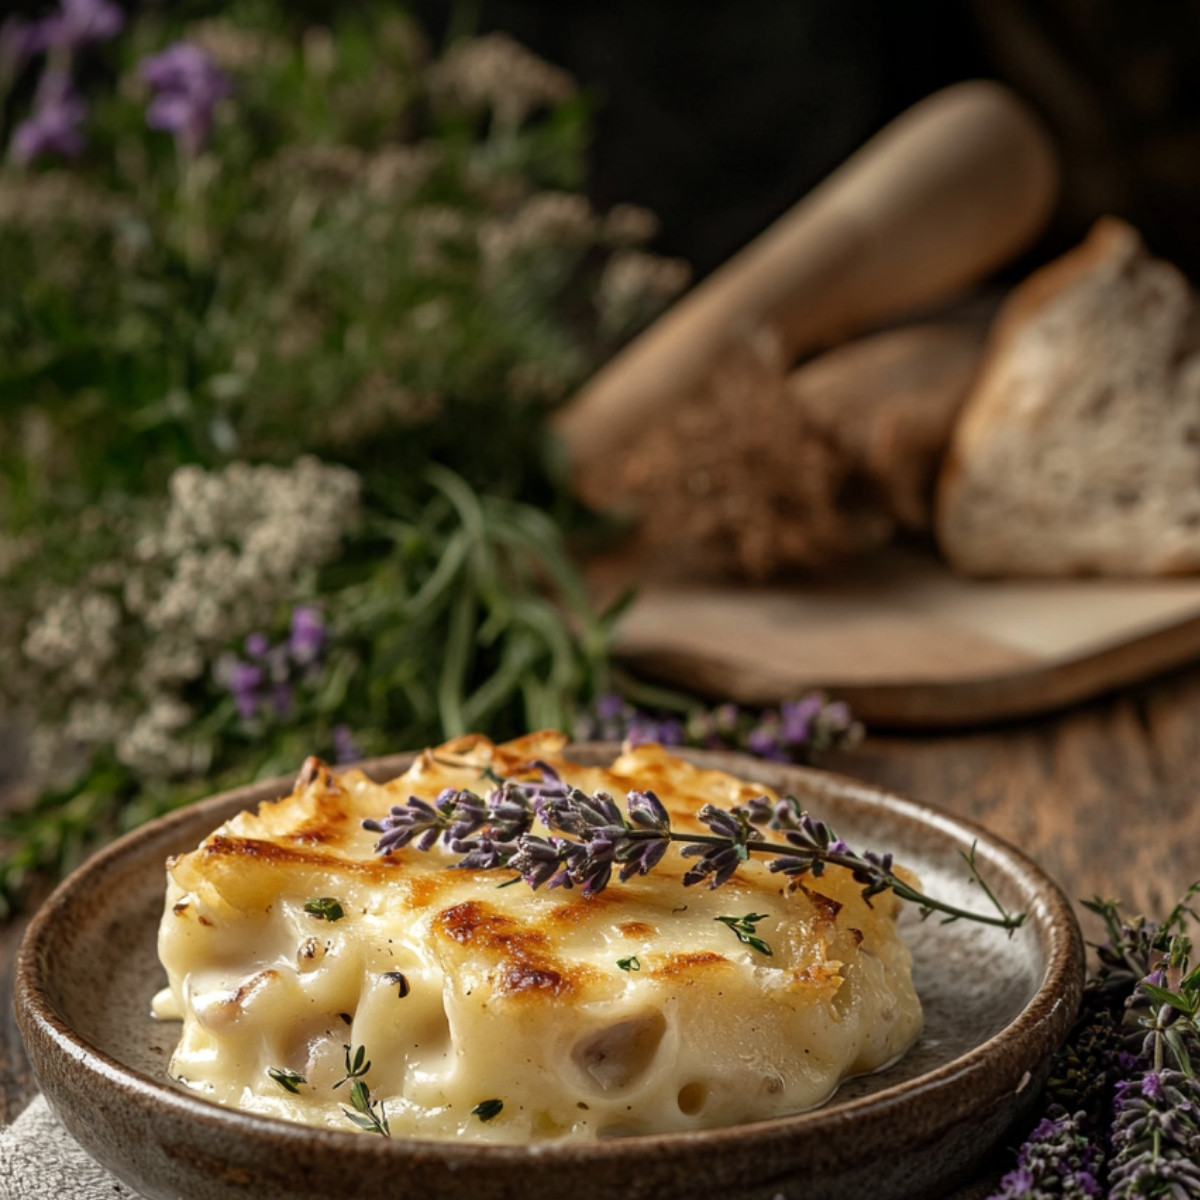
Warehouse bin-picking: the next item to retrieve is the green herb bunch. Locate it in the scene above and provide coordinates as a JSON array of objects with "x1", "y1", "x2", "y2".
[
  {"x1": 989, "y1": 885, "x2": 1200, "y2": 1199},
  {"x1": 0, "y1": 1, "x2": 690, "y2": 916}
]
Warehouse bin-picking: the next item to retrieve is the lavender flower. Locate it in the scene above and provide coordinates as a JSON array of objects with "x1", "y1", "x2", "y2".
[
  {"x1": 2, "y1": 0, "x2": 122, "y2": 69},
  {"x1": 289, "y1": 605, "x2": 325, "y2": 665},
  {"x1": 990, "y1": 888, "x2": 1200, "y2": 1198},
  {"x1": 575, "y1": 691, "x2": 861, "y2": 764},
  {"x1": 1108, "y1": 1069, "x2": 1200, "y2": 1199},
  {"x1": 362, "y1": 766, "x2": 1023, "y2": 929},
  {"x1": 140, "y1": 41, "x2": 230, "y2": 159},
  {"x1": 244, "y1": 631, "x2": 270, "y2": 659},
  {"x1": 0, "y1": 16, "x2": 44, "y2": 68},
  {"x1": 9, "y1": 71, "x2": 86, "y2": 164},
  {"x1": 222, "y1": 610, "x2": 330, "y2": 724},
  {"x1": 780, "y1": 695, "x2": 822, "y2": 743},
  {"x1": 364, "y1": 787, "x2": 471, "y2": 854},
  {"x1": 627, "y1": 715, "x2": 684, "y2": 747},
  {"x1": 332, "y1": 724, "x2": 361, "y2": 765},
  {"x1": 745, "y1": 724, "x2": 786, "y2": 761},
  {"x1": 990, "y1": 1108, "x2": 1103, "y2": 1199},
  {"x1": 39, "y1": 0, "x2": 124, "y2": 51},
  {"x1": 681, "y1": 841, "x2": 743, "y2": 889},
  {"x1": 229, "y1": 659, "x2": 263, "y2": 720}
]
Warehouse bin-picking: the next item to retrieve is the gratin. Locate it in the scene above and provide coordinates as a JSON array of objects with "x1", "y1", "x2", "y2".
[{"x1": 153, "y1": 733, "x2": 922, "y2": 1140}]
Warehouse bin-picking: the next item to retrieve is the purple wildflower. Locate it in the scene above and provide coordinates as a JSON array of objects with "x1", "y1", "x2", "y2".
[
  {"x1": 270, "y1": 681, "x2": 293, "y2": 718},
  {"x1": 820, "y1": 700, "x2": 854, "y2": 731},
  {"x1": 332, "y1": 724, "x2": 361, "y2": 765},
  {"x1": 0, "y1": 16, "x2": 44, "y2": 67},
  {"x1": 594, "y1": 692, "x2": 625, "y2": 722},
  {"x1": 714, "y1": 703, "x2": 740, "y2": 732},
  {"x1": 746, "y1": 725, "x2": 785, "y2": 761},
  {"x1": 575, "y1": 691, "x2": 860, "y2": 763},
  {"x1": 244, "y1": 631, "x2": 270, "y2": 659},
  {"x1": 9, "y1": 71, "x2": 86, "y2": 163},
  {"x1": 989, "y1": 1108, "x2": 1103, "y2": 1199},
  {"x1": 229, "y1": 659, "x2": 263, "y2": 719},
  {"x1": 39, "y1": 0, "x2": 124, "y2": 51},
  {"x1": 780, "y1": 695, "x2": 822, "y2": 744},
  {"x1": 288, "y1": 605, "x2": 326, "y2": 666},
  {"x1": 140, "y1": 41, "x2": 230, "y2": 159}
]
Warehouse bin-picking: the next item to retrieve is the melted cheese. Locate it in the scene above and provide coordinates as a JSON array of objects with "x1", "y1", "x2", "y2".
[{"x1": 154, "y1": 733, "x2": 922, "y2": 1140}]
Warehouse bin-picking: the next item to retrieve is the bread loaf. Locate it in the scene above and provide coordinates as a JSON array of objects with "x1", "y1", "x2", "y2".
[
  {"x1": 576, "y1": 320, "x2": 984, "y2": 584},
  {"x1": 936, "y1": 217, "x2": 1200, "y2": 576}
]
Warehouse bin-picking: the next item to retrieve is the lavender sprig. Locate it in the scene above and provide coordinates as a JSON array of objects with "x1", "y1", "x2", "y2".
[
  {"x1": 1108, "y1": 1069, "x2": 1200, "y2": 1198},
  {"x1": 988, "y1": 886, "x2": 1200, "y2": 1200},
  {"x1": 363, "y1": 767, "x2": 1024, "y2": 930},
  {"x1": 990, "y1": 1107, "x2": 1103, "y2": 1200},
  {"x1": 574, "y1": 691, "x2": 862, "y2": 764}
]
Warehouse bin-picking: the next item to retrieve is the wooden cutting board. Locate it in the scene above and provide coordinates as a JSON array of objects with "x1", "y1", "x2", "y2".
[{"x1": 609, "y1": 548, "x2": 1200, "y2": 727}]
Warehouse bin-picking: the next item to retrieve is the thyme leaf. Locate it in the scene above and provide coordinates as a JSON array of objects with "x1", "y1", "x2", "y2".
[
  {"x1": 303, "y1": 897, "x2": 345, "y2": 922},
  {"x1": 333, "y1": 1042, "x2": 371, "y2": 1089},
  {"x1": 341, "y1": 1078, "x2": 390, "y2": 1137},
  {"x1": 715, "y1": 913, "x2": 773, "y2": 957},
  {"x1": 472, "y1": 1099, "x2": 503, "y2": 1122},
  {"x1": 266, "y1": 1067, "x2": 306, "y2": 1094}
]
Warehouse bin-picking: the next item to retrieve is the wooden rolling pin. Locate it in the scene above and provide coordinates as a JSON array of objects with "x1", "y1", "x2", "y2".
[{"x1": 554, "y1": 79, "x2": 1058, "y2": 474}]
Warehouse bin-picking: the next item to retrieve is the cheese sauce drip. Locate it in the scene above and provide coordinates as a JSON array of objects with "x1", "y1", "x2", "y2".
[{"x1": 154, "y1": 733, "x2": 922, "y2": 1141}]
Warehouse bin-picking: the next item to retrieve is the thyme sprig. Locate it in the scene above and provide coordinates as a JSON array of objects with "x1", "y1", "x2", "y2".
[
  {"x1": 363, "y1": 764, "x2": 1024, "y2": 931},
  {"x1": 342, "y1": 1079, "x2": 391, "y2": 1137},
  {"x1": 333, "y1": 1043, "x2": 371, "y2": 1090},
  {"x1": 716, "y1": 913, "x2": 773, "y2": 956}
]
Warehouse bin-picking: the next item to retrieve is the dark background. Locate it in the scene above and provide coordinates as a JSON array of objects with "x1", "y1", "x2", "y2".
[{"x1": 413, "y1": 0, "x2": 1200, "y2": 283}]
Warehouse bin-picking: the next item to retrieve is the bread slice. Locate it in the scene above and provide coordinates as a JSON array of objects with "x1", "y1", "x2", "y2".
[{"x1": 936, "y1": 217, "x2": 1200, "y2": 576}]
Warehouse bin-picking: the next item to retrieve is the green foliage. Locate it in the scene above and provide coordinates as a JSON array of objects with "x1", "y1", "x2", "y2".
[{"x1": 0, "y1": 1, "x2": 690, "y2": 916}]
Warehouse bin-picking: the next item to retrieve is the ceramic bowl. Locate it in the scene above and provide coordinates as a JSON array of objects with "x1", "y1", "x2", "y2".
[{"x1": 15, "y1": 746, "x2": 1084, "y2": 1200}]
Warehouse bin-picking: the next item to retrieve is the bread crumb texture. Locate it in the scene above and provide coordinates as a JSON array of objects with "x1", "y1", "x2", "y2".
[{"x1": 937, "y1": 217, "x2": 1200, "y2": 577}]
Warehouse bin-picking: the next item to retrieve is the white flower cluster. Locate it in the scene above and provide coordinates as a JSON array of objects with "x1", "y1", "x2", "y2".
[
  {"x1": 131, "y1": 456, "x2": 360, "y2": 649},
  {"x1": 326, "y1": 371, "x2": 441, "y2": 445},
  {"x1": 602, "y1": 204, "x2": 661, "y2": 247},
  {"x1": 185, "y1": 17, "x2": 290, "y2": 73},
  {"x1": 478, "y1": 192, "x2": 594, "y2": 277},
  {"x1": 0, "y1": 171, "x2": 127, "y2": 230},
  {"x1": 20, "y1": 457, "x2": 361, "y2": 782},
  {"x1": 23, "y1": 590, "x2": 122, "y2": 690},
  {"x1": 407, "y1": 205, "x2": 472, "y2": 274},
  {"x1": 430, "y1": 32, "x2": 575, "y2": 128},
  {"x1": 597, "y1": 250, "x2": 692, "y2": 333}
]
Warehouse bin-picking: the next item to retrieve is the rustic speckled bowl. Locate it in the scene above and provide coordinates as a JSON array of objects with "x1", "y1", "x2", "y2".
[{"x1": 15, "y1": 746, "x2": 1084, "y2": 1200}]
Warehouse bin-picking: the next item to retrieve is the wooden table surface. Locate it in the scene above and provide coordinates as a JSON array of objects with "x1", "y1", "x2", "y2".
[{"x1": 4, "y1": 656, "x2": 1200, "y2": 1194}]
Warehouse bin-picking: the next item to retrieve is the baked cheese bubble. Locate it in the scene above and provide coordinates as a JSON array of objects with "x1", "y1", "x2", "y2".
[{"x1": 153, "y1": 732, "x2": 922, "y2": 1140}]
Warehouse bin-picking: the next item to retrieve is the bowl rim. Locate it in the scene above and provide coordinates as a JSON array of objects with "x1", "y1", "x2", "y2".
[{"x1": 15, "y1": 744, "x2": 1085, "y2": 1166}]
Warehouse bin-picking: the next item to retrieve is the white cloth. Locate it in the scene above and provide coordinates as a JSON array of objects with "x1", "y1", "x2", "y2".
[{"x1": 0, "y1": 1094, "x2": 145, "y2": 1200}]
